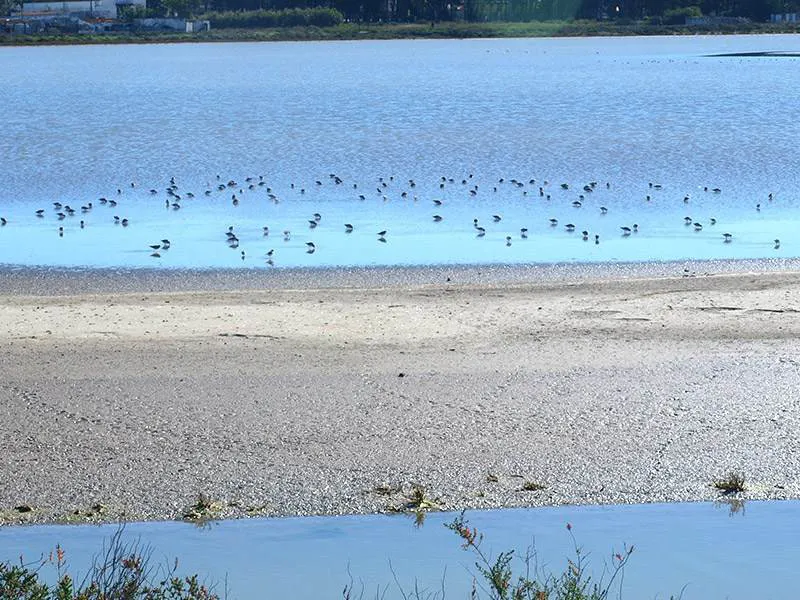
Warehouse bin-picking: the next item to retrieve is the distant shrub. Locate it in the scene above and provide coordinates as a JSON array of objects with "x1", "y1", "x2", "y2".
[
  {"x1": 663, "y1": 6, "x2": 702, "y2": 24},
  {"x1": 200, "y1": 8, "x2": 343, "y2": 29},
  {"x1": 118, "y1": 5, "x2": 160, "y2": 20}
]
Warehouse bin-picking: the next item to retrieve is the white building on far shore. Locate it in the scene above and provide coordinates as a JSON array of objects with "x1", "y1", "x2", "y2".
[{"x1": 19, "y1": 0, "x2": 145, "y2": 19}]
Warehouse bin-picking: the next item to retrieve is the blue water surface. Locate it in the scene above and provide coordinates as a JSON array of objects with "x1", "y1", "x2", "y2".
[
  {"x1": 1, "y1": 36, "x2": 800, "y2": 269},
  {"x1": 1, "y1": 501, "x2": 796, "y2": 599}
]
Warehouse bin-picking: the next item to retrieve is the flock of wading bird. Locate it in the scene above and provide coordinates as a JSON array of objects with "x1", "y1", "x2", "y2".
[{"x1": 0, "y1": 173, "x2": 783, "y2": 263}]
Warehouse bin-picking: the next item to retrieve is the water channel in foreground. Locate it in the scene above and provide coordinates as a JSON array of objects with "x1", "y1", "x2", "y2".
[{"x1": 2, "y1": 500, "x2": 797, "y2": 599}]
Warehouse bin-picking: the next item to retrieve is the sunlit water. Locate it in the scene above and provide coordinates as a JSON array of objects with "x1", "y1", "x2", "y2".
[
  {"x1": 1, "y1": 36, "x2": 800, "y2": 269},
  {"x1": 1, "y1": 501, "x2": 797, "y2": 599}
]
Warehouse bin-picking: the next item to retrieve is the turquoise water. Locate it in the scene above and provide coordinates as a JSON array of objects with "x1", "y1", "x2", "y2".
[
  {"x1": 1, "y1": 501, "x2": 797, "y2": 599},
  {"x1": 1, "y1": 36, "x2": 800, "y2": 269}
]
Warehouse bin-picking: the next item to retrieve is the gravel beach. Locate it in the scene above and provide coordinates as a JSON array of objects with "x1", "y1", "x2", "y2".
[{"x1": 1, "y1": 262, "x2": 799, "y2": 525}]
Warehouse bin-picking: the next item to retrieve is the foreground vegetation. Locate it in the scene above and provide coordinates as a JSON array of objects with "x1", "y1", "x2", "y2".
[
  {"x1": 1, "y1": 513, "x2": 679, "y2": 600},
  {"x1": 1, "y1": 18, "x2": 798, "y2": 46},
  {"x1": 0, "y1": 528, "x2": 221, "y2": 600}
]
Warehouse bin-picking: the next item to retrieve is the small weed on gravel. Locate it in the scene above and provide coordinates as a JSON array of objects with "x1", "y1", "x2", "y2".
[
  {"x1": 713, "y1": 472, "x2": 746, "y2": 494},
  {"x1": 521, "y1": 481, "x2": 545, "y2": 492},
  {"x1": 182, "y1": 493, "x2": 223, "y2": 523}
]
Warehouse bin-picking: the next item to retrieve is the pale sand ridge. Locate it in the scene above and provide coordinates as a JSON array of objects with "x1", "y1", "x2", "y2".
[{"x1": 1, "y1": 270, "x2": 799, "y2": 523}]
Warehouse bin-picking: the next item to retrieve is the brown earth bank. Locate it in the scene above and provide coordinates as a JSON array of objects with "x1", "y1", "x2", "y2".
[{"x1": 1, "y1": 268, "x2": 799, "y2": 525}]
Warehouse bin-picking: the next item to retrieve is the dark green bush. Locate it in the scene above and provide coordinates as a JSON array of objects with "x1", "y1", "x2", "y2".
[
  {"x1": 117, "y1": 5, "x2": 161, "y2": 20},
  {"x1": 199, "y1": 7, "x2": 343, "y2": 29},
  {"x1": 663, "y1": 5, "x2": 702, "y2": 24}
]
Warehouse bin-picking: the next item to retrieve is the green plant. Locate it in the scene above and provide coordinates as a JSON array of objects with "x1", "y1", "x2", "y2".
[
  {"x1": 404, "y1": 486, "x2": 440, "y2": 511},
  {"x1": 445, "y1": 513, "x2": 635, "y2": 600},
  {"x1": 117, "y1": 5, "x2": 160, "y2": 20},
  {"x1": 0, "y1": 528, "x2": 220, "y2": 599},
  {"x1": 521, "y1": 481, "x2": 545, "y2": 492},
  {"x1": 662, "y1": 6, "x2": 702, "y2": 24},
  {"x1": 713, "y1": 471, "x2": 746, "y2": 494},
  {"x1": 182, "y1": 493, "x2": 223, "y2": 523},
  {"x1": 198, "y1": 8, "x2": 344, "y2": 29}
]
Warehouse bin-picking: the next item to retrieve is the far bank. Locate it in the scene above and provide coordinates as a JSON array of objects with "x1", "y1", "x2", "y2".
[{"x1": 2, "y1": 19, "x2": 799, "y2": 46}]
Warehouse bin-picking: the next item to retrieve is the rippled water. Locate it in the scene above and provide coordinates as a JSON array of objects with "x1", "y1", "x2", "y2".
[
  {"x1": 1, "y1": 36, "x2": 800, "y2": 269},
  {"x1": 1, "y1": 501, "x2": 797, "y2": 599}
]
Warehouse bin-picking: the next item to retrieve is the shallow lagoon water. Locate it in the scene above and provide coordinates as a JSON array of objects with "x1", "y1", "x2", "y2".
[
  {"x1": 1, "y1": 501, "x2": 798, "y2": 599},
  {"x1": 2, "y1": 35, "x2": 798, "y2": 600},
  {"x1": 2, "y1": 35, "x2": 800, "y2": 269}
]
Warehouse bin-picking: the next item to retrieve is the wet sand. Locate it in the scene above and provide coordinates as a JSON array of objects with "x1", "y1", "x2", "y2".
[{"x1": 1, "y1": 265, "x2": 799, "y2": 524}]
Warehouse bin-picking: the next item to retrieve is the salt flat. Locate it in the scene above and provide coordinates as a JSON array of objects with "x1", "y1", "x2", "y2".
[{"x1": 1, "y1": 268, "x2": 799, "y2": 524}]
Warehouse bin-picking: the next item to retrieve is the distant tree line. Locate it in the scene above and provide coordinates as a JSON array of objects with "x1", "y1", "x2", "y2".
[
  {"x1": 464, "y1": 0, "x2": 798, "y2": 21},
  {"x1": 1, "y1": 0, "x2": 22, "y2": 15},
  {"x1": 132, "y1": 0, "x2": 799, "y2": 24}
]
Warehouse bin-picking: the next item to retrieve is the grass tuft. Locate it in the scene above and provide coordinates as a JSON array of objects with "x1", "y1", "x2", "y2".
[
  {"x1": 713, "y1": 471, "x2": 746, "y2": 494},
  {"x1": 405, "y1": 486, "x2": 440, "y2": 511},
  {"x1": 521, "y1": 481, "x2": 546, "y2": 492},
  {"x1": 182, "y1": 493, "x2": 223, "y2": 523}
]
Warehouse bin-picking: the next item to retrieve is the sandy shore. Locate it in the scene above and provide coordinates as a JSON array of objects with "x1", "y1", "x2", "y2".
[{"x1": 2, "y1": 265, "x2": 800, "y2": 525}]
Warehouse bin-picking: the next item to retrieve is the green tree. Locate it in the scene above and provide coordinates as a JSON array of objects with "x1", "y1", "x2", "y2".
[
  {"x1": 160, "y1": 0, "x2": 201, "y2": 16},
  {"x1": 1, "y1": 0, "x2": 22, "y2": 16}
]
